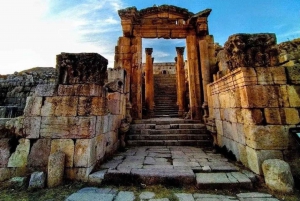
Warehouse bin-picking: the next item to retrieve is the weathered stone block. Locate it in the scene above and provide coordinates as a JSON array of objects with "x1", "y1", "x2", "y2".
[
  {"x1": 233, "y1": 67, "x2": 258, "y2": 87},
  {"x1": 50, "y1": 139, "x2": 74, "y2": 167},
  {"x1": 286, "y1": 65, "x2": 300, "y2": 84},
  {"x1": 244, "y1": 125, "x2": 289, "y2": 149},
  {"x1": 108, "y1": 99, "x2": 121, "y2": 115},
  {"x1": 240, "y1": 86, "x2": 279, "y2": 108},
  {"x1": 215, "y1": 120, "x2": 223, "y2": 136},
  {"x1": 74, "y1": 84, "x2": 104, "y2": 96},
  {"x1": 238, "y1": 144, "x2": 248, "y2": 167},
  {"x1": 35, "y1": 84, "x2": 57, "y2": 96},
  {"x1": 5, "y1": 117, "x2": 24, "y2": 137},
  {"x1": 28, "y1": 171, "x2": 46, "y2": 189},
  {"x1": 264, "y1": 108, "x2": 282, "y2": 124},
  {"x1": 0, "y1": 168, "x2": 11, "y2": 182},
  {"x1": 8, "y1": 139, "x2": 30, "y2": 168},
  {"x1": 0, "y1": 139, "x2": 11, "y2": 167},
  {"x1": 279, "y1": 85, "x2": 290, "y2": 107},
  {"x1": 24, "y1": 117, "x2": 41, "y2": 139},
  {"x1": 47, "y1": 151, "x2": 65, "y2": 188},
  {"x1": 57, "y1": 53, "x2": 107, "y2": 85},
  {"x1": 241, "y1": 109, "x2": 264, "y2": 125},
  {"x1": 287, "y1": 85, "x2": 300, "y2": 107},
  {"x1": 223, "y1": 108, "x2": 238, "y2": 122},
  {"x1": 24, "y1": 96, "x2": 42, "y2": 116},
  {"x1": 57, "y1": 85, "x2": 75, "y2": 96},
  {"x1": 78, "y1": 97, "x2": 107, "y2": 116},
  {"x1": 40, "y1": 116, "x2": 96, "y2": 139},
  {"x1": 269, "y1": 66, "x2": 287, "y2": 84},
  {"x1": 41, "y1": 96, "x2": 78, "y2": 117},
  {"x1": 74, "y1": 139, "x2": 96, "y2": 168},
  {"x1": 28, "y1": 139, "x2": 51, "y2": 168},
  {"x1": 256, "y1": 67, "x2": 273, "y2": 85},
  {"x1": 262, "y1": 159, "x2": 294, "y2": 193},
  {"x1": 284, "y1": 108, "x2": 300, "y2": 124},
  {"x1": 246, "y1": 147, "x2": 283, "y2": 174},
  {"x1": 95, "y1": 134, "x2": 106, "y2": 161}
]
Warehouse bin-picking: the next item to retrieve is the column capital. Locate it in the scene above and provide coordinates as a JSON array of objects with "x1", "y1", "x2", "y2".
[
  {"x1": 145, "y1": 48, "x2": 153, "y2": 55},
  {"x1": 176, "y1": 47, "x2": 185, "y2": 55}
]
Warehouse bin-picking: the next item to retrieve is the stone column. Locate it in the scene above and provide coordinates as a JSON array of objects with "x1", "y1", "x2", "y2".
[
  {"x1": 145, "y1": 48, "x2": 154, "y2": 117},
  {"x1": 176, "y1": 47, "x2": 186, "y2": 117},
  {"x1": 199, "y1": 39, "x2": 210, "y2": 122},
  {"x1": 186, "y1": 34, "x2": 202, "y2": 120},
  {"x1": 131, "y1": 37, "x2": 142, "y2": 119}
]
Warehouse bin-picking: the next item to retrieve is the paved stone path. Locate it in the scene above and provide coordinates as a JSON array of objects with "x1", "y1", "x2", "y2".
[
  {"x1": 65, "y1": 187, "x2": 280, "y2": 201},
  {"x1": 89, "y1": 146, "x2": 254, "y2": 187}
]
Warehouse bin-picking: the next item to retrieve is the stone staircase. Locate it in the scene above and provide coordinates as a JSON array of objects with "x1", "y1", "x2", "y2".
[
  {"x1": 154, "y1": 74, "x2": 178, "y2": 117},
  {"x1": 127, "y1": 118, "x2": 212, "y2": 147}
]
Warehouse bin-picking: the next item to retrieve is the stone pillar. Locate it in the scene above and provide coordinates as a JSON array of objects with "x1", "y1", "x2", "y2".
[
  {"x1": 176, "y1": 47, "x2": 186, "y2": 117},
  {"x1": 131, "y1": 37, "x2": 142, "y2": 119},
  {"x1": 114, "y1": 37, "x2": 132, "y2": 101},
  {"x1": 186, "y1": 34, "x2": 202, "y2": 120},
  {"x1": 199, "y1": 39, "x2": 210, "y2": 122},
  {"x1": 145, "y1": 48, "x2": 154, "y2": 117}
]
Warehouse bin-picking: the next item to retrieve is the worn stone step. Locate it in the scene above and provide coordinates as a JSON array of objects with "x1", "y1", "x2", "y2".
[
  {"x1": 127, "y1": 134, "x2": 211, "y2": 141},
  {"x1": 132, "y1": 119, "x2": 202, "y2": 124},
  {"x1": 127, "y1": 140, "x2": 212, "y2": 147},
  {"x1": 146, "y1": 129, "x2": 209, "y2": 135},
  {"x1": 130, "y1": 123, "x2": 205, "y2": 130},
  {"x1": 196, "y1": 172, "x2": 253, "y2": 189}
]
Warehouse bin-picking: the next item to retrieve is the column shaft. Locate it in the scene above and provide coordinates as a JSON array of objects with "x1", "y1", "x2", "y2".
[
  {"x1": 145, "y1": 48, "x2": 154, "y2": 117},
  {"x1": 176, "y1": 47, "x2": 186, "y2": 117}
]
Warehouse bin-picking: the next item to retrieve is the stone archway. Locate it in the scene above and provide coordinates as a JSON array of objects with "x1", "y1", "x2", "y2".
[{"x1": 114, "y1": 5, "x2": 215, "y2": 121}]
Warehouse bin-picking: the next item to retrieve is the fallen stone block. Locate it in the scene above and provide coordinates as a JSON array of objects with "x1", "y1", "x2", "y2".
[
  {"x1": 47, "y1": 151, "x2": 65, "y2": 188},
  {"x1": 28, "y1": 171, "x2": 45, "y2": 190},
  {"x1": 262, "y1": 159, "x2": 294, "y2": 193},
  {"x1": 8, "y1": 138, "x2": 30, "y2": 168}
]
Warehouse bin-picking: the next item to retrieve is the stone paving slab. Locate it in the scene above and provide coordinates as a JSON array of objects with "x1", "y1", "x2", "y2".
[
  {"x1": 91, "y1": 146, "x2": 250, "y2": 186},
  {"x1": 65, "y1": 188, "x2": 280, "y2": 201},
  {"x1": 196, "y1": 172, "x2": 253, "y2": 189}
]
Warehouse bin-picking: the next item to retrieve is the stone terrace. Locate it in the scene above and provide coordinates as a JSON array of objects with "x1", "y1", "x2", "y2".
[{"x1": 89, "y1": 146, "x2": 255, "y2": 188}]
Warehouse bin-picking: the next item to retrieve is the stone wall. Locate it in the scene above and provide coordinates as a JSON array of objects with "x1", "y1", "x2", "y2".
[
  {"x1": 142, "y1": 62, "x2": 176, "y2": 75},
  {"x1": 0, "y1": 68, "x2": 57, "y2": 118},
  {"x1": 0, "y1": 53, "x2": 126, "y2": 182},
  {"x1": 207, "y1": 36, "x2": 300, "y2": 175}
]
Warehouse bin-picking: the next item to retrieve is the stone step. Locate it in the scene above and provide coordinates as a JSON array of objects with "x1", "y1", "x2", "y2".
[
  {"x1": 130, "y1": 123, "x2": 206, "y2": 130},
  {"x1": 132, "y1": 119, "x2": 202, "y2": 124},
  {"x1": 196, "y1": 172, "x2": 253, "y2": 189},
  {"x1": 127, "y1": 134, "x2": 211, "y2": 141},
  {"x1": 129, "y1": 130, "x2": 208, "y2": 135},
  {"x1": 126, "y1": 140, "x2": 212, "y2": 147}
]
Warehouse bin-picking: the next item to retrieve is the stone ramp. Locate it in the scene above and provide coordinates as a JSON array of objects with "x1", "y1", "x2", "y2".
[{"x1": 89, "y1": 146, "x2": 254, "y2": 188}]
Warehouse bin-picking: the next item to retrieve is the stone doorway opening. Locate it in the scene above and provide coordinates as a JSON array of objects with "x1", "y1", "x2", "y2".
[{"x1": 141, "y1": 38, "x2": 187, "y2": 118}]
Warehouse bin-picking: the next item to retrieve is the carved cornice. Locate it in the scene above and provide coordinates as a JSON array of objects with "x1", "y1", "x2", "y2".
[
  {"x1": 140, "y1": 5, "x2": 193, "y2": 18},
  {"x1": 145, "y1": 48, "x2": 153, "y2": 55},
  {"x1": 176, "y1": 47, "x2": 185, "y2": 55}
]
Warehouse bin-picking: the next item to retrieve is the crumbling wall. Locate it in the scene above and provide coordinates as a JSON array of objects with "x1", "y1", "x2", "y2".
[
  {"x1": 0, "y1": 53, "x2": 126, "y2": 182},
  {"x1": 207, "y1": 35, "x2": 300, "y2": 175},
  {"x1": 0, "y1": 68, "x2": 57, "y2": 118}
]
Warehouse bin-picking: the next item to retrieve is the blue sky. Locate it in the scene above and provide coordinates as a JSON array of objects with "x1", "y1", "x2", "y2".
[{"x1": 0, "y1": 0, "x2": 299, "y2": 74}]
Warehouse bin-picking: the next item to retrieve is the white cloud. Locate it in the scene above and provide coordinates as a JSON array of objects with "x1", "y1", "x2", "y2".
[{"x1": 0, "y1": 0, "x2": 124, "y2": 74}]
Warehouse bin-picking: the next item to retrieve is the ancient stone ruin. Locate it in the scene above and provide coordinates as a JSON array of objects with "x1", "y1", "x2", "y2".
[{"x1": 0, "y1": 4, "x2": 299, "y2": 190}]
